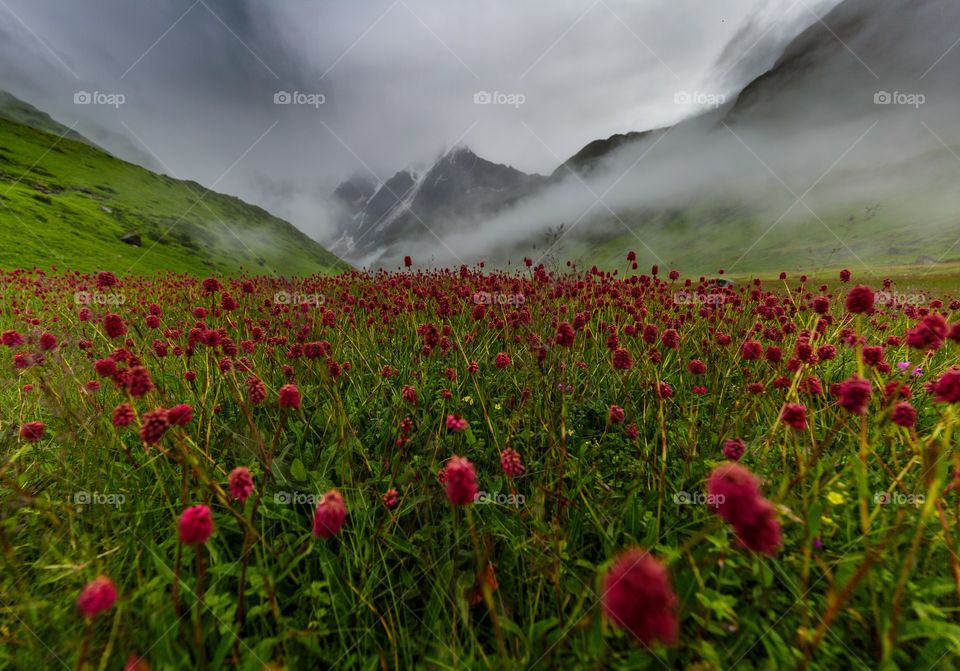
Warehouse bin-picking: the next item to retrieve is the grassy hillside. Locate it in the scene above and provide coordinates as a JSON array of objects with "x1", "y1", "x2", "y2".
[
  {"x1": 0, "y1": 90, "x2": 93, "y2": 146},
  {"x1": 0, "y1": 116, "x2": 348, "y2": 275}
]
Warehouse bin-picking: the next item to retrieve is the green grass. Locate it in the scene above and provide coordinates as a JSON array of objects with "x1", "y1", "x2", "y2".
[{"x1": 0, "y1": 116, "x2": 348, "y2": 276}]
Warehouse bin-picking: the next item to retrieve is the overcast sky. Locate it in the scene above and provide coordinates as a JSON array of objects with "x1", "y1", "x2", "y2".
[{"x1": 0, "y1": 0, "x2": 840, "y2": 239}]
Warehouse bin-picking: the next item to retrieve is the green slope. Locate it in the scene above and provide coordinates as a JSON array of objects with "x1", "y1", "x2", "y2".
[
  {"x1": 0, "y1": 90, "x2": 94, "y2": 146},
  {"x1": 0, "y1": 115, "x2": 348, "y2": 275}
]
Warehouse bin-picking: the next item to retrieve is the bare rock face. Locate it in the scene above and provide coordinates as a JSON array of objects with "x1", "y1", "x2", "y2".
[{"x1": 119, "y1": 231, "x2": 141, "y2": 246}]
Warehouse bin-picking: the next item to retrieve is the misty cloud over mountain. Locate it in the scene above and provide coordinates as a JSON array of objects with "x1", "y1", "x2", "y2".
[{"x1": 0, "y1": 0, "x2": 839, "y2": 258}]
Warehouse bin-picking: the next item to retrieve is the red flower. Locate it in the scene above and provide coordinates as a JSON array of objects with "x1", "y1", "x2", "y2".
[
  {"x1": 77, "y1": 576, "x2": 117, "y2": 618},
  {"x1": 96, "y1": 271, "x2": 118, "y2": 288},
  {"x1": 835, "y1": 376, "x2": 871, "y2": 415},
  {"x1": 891, "y1": 402, "x2": 916, "y2": 428},
  {"x1": 611, "y1": 347, "x2": 632, "y2": 370},
  {"x1": 139, "y1": 408, "x2": 169, "y2": 446},
  {"x1": 500, "y1": 448, "x2": 525, "y2": 477},
  {"x1": 178, "y1": 505, "x2": 214, "y2": 545},
  {"x1": 246, "y1": 376, "x2": 266, "y2": 405},
  {"x1": 845, "y1": 285, "x2": 874, "y2": 314},
  {"x1": 278, "y1": 383, "x2": 301, "y2": 408},
  {"x1": 555, "y1": 322, "x2": 575, "y2": 347},
  {"x1": 934, "y1": 369, "x2": 960, "y2": 404},
  {"x1": 20, "y1": 421, "x2": 45, "y2": 443},
  {"x1": 446, "y1": 415, "x2": 467, "y2": 432},
  {"x1": 1, "y1": 330, "x2": 24, "y2": 347},
  {"x1": 781, "y1": 403, "x2": 807, "y2": 430},
  {"x1": 125, "y1": 365, "x2": 154, "y2": 398},
  {"x1": 687, "y1": 359, "x2": 706, "y2": 375},
  {"x1": 38, "y1": 333, "x2": 57, "y2": 351},
  {"x1": 707, "y1": 463, "x2": 782, "y2": 555},
  {"x1": 228, "y1": 466, "x2": 254, "y2": 502},
  {"x1": 723, "y1": 438, "x2": 745, "y2": 461},
  {"x1": 444, "y1": 456, "x2": 478, "y2": 505},
  {"x1": 740, "y1": 340, "x2": 763, "y2": 361},
  {"x1": 602, "y1": 548, "x2": 678, "y2": 646},
  {"x1": 104, "y1": 313, "x2": 126, "y2": 339},
  {"x1": 906, "y1": 314, "x2": 948, "y2": 350},
  {"x1": 609, "y1": 405, "x2": 625, "y2": 424},
  {"x1": 312, "y1": 490, "x2": 346, "y2": 539},
  {"x1": 494, "y1": 352, "x2": 511, "y2": 369},
  {"x1": 383, "y1": 488, "x2": 398, "y2": 508},
  {"x1": 166, "y1": 403, "x2": 193, "y2": 426},
  {"x1": 404, "y1": 255, "x2": 412, "y2": 268},
  {"x1": 112, "y1": 402, "x2": 135, "y2": 427}
]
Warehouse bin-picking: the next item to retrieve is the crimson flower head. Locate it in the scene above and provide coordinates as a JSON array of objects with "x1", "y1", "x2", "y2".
[
  {"x1": 77, "y1": 576, "x2": 117, "y2": 618},
  {"x1": 139, "y1": 408, "x2": 169, "y2": 446},
  {"x1": 934, "y1": 369, "x2": 960, "y2": 404},
  {"x1": 312, "y1": 490, "x2": 347, "y2": 539},
  {"x1": 278, "y1": 383, "x2": 301, "y2": 409},
  {"x1": 500, "y1": 448, "x2": 525, "y2": 477},
  {"x1": 906, "y1": 314, "x2": 948, "y2": 350},
  {"x1": 845, "y1": 285, "x2": 874, "y2": 314},
  {"x1": 891, "y1": 401, "x2": 917, "y2": 428},
  {"x1": 611, "y1": 347, "x2": 632, "y2": 370},
  {"x1": 96, "y1": 271, "x2": 118, "y2": 289},
  {"x1": 494, "y1": 352, "x2": 511, "y2": 369},
  {"x1": 445, "y1": 415, "x2": 467, "y2": 432},
  {"x1": 707, "y1": 463, "x2": 782, "y2": 555},
  {"x1": 166, "y1": 403, "x2": 193, "y2": 425},
  {"x1": 38, "y1": 333, "x2": 57, "y2": 351},
  {"x1": 609, "y1": 404, "x2": 625, "y2": 424},
  {"x1": 228, "y1": 466, "x2": 254, "y2": 502},
  {"x1": 404, "y1": 255, "x2": 412, "y2": 268},
  {"x1": 740, "y1": 340, "x2": 763, "y2": 361},
  {"x1": 112, "y1": 403, "x2": 135, "y2": 427},
  {"x1": 723, "y1": 438, "x2": 745, "y2": 461},
  {"x1": 555, "y1": 322, "x2": 575, "y2": 347},
  {"x1": 602, "y1": 548, "x2": 678, "y2": 646},
  {"x1": 383, "y1": 488, "x2": 399, "y2": 508},
  {"x1": 687, "y1": 359, "x2": 706, "y2": 375},
  {"x1": 781, "y1": 403, "x2": 807, "y2": 430},
  {"x1": 125, "y1": 365, "x2": 154, "y2": 398},
  {"x1": 835, "y1": 376, "x2": 871, "y2": 415},
  {"x1": 20, "y1": 421, "x2": 45, "y2": 443},
  {"x1": 706, "y1": 463, "x2": 762, "y2": 526},
  {"x1": 444, "y1": 456, "x2": 478, "y2": 505},
  {"x1": 1, "y1": 330, "x2": 24, "y2": 347},
  {"x1": 246, "y1": 375, "x2": 266, "y2": 405},
  {"x1": 103, "y1": 313, "x2": 126, "y2": 339},
  {"x1": 178, "y1": 505, "x2": 214, "y2": 545}
]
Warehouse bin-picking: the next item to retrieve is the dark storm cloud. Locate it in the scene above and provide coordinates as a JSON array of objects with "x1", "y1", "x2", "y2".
[{"x1": 0, "y1": 0, "x2": 838, "y2": 242}]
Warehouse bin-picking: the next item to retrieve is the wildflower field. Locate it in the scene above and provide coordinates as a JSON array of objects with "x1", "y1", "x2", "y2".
[{"x1": 1, "y1": 261, "x2": 959, "y2": 670}]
